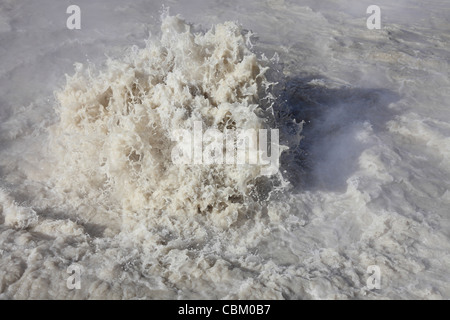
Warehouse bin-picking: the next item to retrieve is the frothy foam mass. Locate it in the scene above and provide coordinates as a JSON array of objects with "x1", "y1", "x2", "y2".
[{"x1": 48, "y1": 14, "x2": 295, "y2": 235}]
